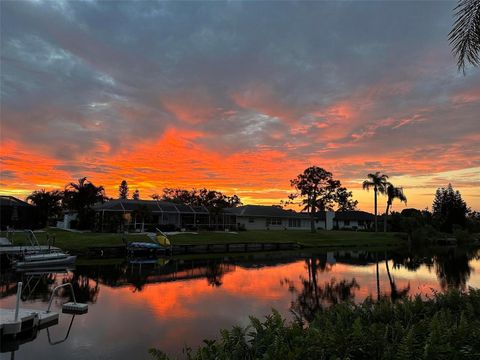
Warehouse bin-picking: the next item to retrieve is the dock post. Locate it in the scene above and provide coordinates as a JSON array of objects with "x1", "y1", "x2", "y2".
[{"x1": 14, "y1": 282, "x2": 23, "y2": 321}]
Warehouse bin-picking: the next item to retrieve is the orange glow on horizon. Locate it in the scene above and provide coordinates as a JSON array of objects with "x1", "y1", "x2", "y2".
[{"x1": 1, "y1": 127, "x2": 479, "y2": 211}]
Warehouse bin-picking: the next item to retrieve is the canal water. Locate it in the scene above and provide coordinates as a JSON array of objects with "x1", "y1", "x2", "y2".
[{"x1": 1, "y1": 246, "x2": 479, "y2": 360}]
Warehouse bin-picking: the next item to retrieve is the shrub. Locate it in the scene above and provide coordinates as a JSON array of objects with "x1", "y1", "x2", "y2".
[
  {"x1": 453, "y1": 228, "x2": 475, "y2": 244},
  {"x1": 150, "y1": 289, "x2": 480, "y2": 360}
]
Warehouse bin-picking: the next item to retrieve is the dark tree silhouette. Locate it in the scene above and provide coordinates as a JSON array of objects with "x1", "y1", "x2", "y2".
[
  {"x1": 362, "y1": 172, "x2": 389, "y2": 232},
  {"x1": 63, "y1": 177, "x2": 105, "y2": 229},
  {"x1": 154, "y1": 188, "x2": 241, "y2": 229},
  {"x1": 335, "y1": 186, "x2": 358, "y2": 211},
  {"x1": 432, "y1": 184, "x2": 469, "y2": 232},
  {"x1": 449, "y1": 0, "x2": 480, "y2": 73},
  {"x1": 118, "y1": 180, "x2": 129, "y2": 199},
  {"x1": 435, "y1": 250, "x2": 472, "y2": 291},
  {"x1": 384, "y1": 184, "x2": 407, "y2": 232},
  {"x1": 26, "y1": 189, "x2": 63, "y2": 227},
  {"x1": 290, "y1": 167, "x2": 340, "y2": 233},
  {"x1": 132, "y1": 189, "x2": 140, "y2": 200}
]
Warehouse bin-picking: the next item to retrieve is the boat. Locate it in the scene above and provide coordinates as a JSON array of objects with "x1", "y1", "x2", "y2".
[
  {"x1": 11, "y1": 230, "x2": 76, "y2": 269},
  {"x1": 14, "y1": 252, "x2": 77, "y2": 269},
  {"x1": 126, "y1": 228, "x2": 171, "y2": 255}
]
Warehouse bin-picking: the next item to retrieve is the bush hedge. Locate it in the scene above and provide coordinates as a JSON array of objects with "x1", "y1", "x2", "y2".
[{"x1": 150, "y1": 288, "x2": 480, "y2": 360}]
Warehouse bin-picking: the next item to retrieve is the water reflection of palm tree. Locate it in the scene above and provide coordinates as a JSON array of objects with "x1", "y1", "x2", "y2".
[
  {"x1": 384, "y1": 252, "x2": 410, "y2": 301},
  {"x1": 286, "y1": 257, "x2": 359, "y2": 321}
]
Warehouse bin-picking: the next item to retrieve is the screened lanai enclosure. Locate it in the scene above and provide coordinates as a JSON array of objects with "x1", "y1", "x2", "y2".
[{"x1": 93, "y1": 199, "x2": 237, "y2": 232}]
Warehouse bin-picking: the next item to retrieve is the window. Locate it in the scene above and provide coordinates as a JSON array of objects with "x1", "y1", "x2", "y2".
[
  {"x1": 344, "y1": 220, "x2": 350, "y2": 226},
  {"x1": 266, "y1": 217, "x2": 282, "y2": 226},
  {"x1": 248, "y1": 217, "x2": 255, "y2": 223},
  {"x1": 288, "y1": 219, "x2": 301, "y2": 228}
]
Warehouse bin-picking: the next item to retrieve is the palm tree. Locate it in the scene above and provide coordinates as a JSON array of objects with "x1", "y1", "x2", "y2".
[
  {"x1": 449, "y1": 0, "x2": 480, "y2": 73},
  {"x1": 384, "y1": 184, "x2": 407, "y2": 232},
  {"x1": 362, "y1": 172, "x2": 389, "y2": 232},
  {"x1": 26, "y1": 189, "x2": 63, "y2": 227},
  {"x1": 63, "y1": 177, "x2": 105, "y2": 229}
]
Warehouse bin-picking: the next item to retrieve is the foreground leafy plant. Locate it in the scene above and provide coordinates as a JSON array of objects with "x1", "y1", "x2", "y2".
[{"x1": 150, "y1": 288, "x2": 480, "y2": 360}]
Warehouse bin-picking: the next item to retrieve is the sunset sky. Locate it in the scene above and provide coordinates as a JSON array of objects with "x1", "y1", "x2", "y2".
[{"x1": 1, "y1": 1, "x2": 479, "y2": 212}]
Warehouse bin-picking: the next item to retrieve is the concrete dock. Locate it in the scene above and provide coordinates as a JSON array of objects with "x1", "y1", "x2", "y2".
[{"x1": 0, "y1": 308, "x2": 59, "y2": 336}]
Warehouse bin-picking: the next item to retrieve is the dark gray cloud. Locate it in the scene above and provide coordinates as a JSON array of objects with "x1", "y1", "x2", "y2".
[{"x1": 1, "y1": 0, "x2": 479, "y2": 174}]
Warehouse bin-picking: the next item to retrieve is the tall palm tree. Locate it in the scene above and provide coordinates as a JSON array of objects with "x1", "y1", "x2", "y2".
[
  {"x1": 26, "y1": 189, "x2": 63, "y2": 227},
  {"x1": 449, "y1": 0, "x2": 480, "y2": 73},
  {"x1": 362, "y1": 172, "x2": 389, "y2": 232},
  {"x1": 63, "y1": 177, "x2": 105, "y2": 229},
  {"x1": 384, "y1": 184, "x2": 407, "y2": 232}
]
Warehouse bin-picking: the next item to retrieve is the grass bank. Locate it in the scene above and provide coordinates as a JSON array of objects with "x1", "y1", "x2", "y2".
[
  {"x1": 2, "y1": 228, "x2": 150, "y2": 251},
  {"x1": 150, "y1": 288, "x2": 480, "y2": 360},
  {"x1": 2, "y1": 228, "x2": 403, "y2": 252},
  {"x1": 170, "y1": 230, "x2": 403, "y2": 248}
]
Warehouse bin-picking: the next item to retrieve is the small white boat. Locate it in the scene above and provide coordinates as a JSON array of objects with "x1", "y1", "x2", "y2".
[{"x1": 14, "y1": 252, "x2": 77, "y2": 268}]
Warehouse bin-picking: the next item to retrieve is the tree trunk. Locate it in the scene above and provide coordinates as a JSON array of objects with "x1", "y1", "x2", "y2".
[
  {"x1": 374, "y1": 187, "x2": 378, "y2": 232},
  {"x1": 376, "y1": 255, "x2": 380, "y2": 301},
  {"x1": 384, "y1": 203, "x2": 390, "y2": 232},
  {"x1": 310, "y1": 208, "x2": 316, "y2": 233}
]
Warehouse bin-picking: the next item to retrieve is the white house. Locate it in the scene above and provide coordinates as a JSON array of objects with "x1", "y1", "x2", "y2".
[
  {"x1": 333, "y1": 211, "x2": 375, "y2": 230},
  {"x1": 226, "y1": 205, "x2": 335, "y2": 231}
]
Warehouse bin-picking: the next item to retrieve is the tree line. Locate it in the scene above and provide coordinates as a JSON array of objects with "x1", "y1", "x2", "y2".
[
  {"x1": 289, "y1": 167, "x2": 407, "y2": 233},
  {"x1": 24, "y1": 167, "x2": 476, "y2": 235},
  {"x1": 25, "y1": 178, "x2": 243, "y2": 230}
]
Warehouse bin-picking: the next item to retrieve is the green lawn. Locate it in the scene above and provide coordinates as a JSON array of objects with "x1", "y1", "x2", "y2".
[
  {"x1": 2, "y1": 228, "x2": 404, "y2": 252},
  {"x1": 2, "y1": 228, "x2": 151, "y2": 251}
]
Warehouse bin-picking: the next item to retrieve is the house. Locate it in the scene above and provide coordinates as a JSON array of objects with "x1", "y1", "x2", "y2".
[
  {"x1": 0, "y1": 195, "x2": 38, "y2": 230},
  {"x1": 56, "y1": 211, "x2": 78, "y2": 230},
  {"x1": 226, "y1": 205, "x2": 335, "y2": 231},
  {"x1": 91, "y1": 199, "x2": 235, "y2": 232},
  {"x1": 59, "y1": 198, "x2": 376, "y2": 233},
  {"x1": 333, "y1": 211, "x2": 375, "y2": 230}
]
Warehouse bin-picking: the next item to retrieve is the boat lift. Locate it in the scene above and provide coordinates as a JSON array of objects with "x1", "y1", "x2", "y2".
[{"x1": 1, "y1": 281, "x2": 88, "y2": 339}]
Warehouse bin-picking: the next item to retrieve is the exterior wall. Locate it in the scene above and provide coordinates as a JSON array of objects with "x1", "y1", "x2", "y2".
[
  {"x1": 237, "y1": 211, "x2": 335, "y2": 231},
  {"x1": 336, "y1": 220, "x2": 370, "y2": 230},
  {"x1": 338, "y1": 220, "x2": 359, "y2": 229},
  {"x1": 56, "y1": 213, "x2": 78, "y2": 230},
  {"x1": 237, "y1": 216, "x2": 271, "y2": 230},
  {"x1": 325, "y1": 211, "x2": 334, "y2": 230},
  {"x1": 237, "y1": 216, "x2": 311, "y2": 230}
]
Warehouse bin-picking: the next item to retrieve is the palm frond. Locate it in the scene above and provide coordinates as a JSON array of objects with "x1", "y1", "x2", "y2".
[
  {"x1": 362, "y1": 180, "x2": 373, "y2": 190},
  {"x1": 449, "y1": 0, "x2": 480, "y2": 73}
]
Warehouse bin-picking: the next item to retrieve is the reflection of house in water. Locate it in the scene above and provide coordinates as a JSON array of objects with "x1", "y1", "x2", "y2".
[
  {"x1": 331, "y1": 251, "x2": 378, "y2": 266},
  {"x1": 326, "y1": 252, "x2": 336, "y2": 265},
  {"x1": 83, "y1": 259, "x2": 237, "y2": 290}
]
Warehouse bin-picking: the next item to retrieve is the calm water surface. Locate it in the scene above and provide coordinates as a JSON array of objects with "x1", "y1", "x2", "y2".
[{"x1": 1, "y1": 247, "x2": 479, "y2": 360}]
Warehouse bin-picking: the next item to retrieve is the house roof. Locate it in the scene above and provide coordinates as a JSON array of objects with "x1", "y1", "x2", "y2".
[
  {"x1": 334, "y1": 211, "x2": 375, "y2": 221},
  {"x1": 0, "y1": 195, "x2": 32, "y2": 207},
  {"x1": 92, "y1": 199, "x2": 209, "y2": 214},
  {"x1": 225, "y1": 205, "x2": 325, "y2": 219}
]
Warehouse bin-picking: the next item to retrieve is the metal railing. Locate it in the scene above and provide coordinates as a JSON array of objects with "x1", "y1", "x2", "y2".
[{"x1": 46, "y1": 283, "x2": 77, "y2": 313}]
